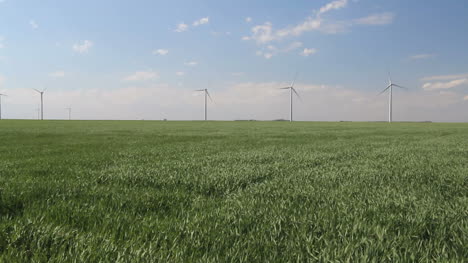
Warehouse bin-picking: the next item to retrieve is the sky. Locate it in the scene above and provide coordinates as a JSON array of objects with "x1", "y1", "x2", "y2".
[{"x1": 1, "y1": 0, "x2": 468, "y2": 122}]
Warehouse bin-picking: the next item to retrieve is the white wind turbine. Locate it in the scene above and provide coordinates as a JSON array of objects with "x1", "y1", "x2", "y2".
[
  {"x1": 65, "y1": 107, "x2": 72, "y2": 120},
  {"x1": 195, "y1": 89, "x2": 213, "y2": 121},
  {"x1": 0, "y1": 93, "x2": 7, "y2": 120},
  {"x1": 33, "y1": 88, "x2": 46, "y2": 120},
  {"x1": 378, "y1": 73, "x2": 408, "y2": 123},
  {"x1": 279, "y1": 73, "x2": 301, "y2": 122}
]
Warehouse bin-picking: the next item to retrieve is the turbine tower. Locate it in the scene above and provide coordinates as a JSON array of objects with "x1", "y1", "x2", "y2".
[
  {"x1": 379, "y1": 74, "x2": 407, "y2": 123},
  {"x1": 280, "y1": 73, "x2": 301, "y2": 122},
  {"x1": 195, "y1": 89, "x2": 213, "y2": 121},
  {"x1": 33, "y1": 88, "x2": 46, "y2": 120},
  {"x1": 65, "y1": 107, "x2": 72, "y2": 120},
  {"x1": 0, "y1": 93, "x2": 7, "y2": 120}
]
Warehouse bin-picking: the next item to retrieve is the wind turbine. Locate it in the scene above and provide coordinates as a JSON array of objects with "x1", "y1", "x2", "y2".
[
  {"x1": 65, "y1": 107, "x2": 72, "y2": 120},
  {"x1": 195, "y1": 89, "x2": 213, "y2": 121},
  {"x1": 378, "y1": 74, "x2": 407, "y2": 123},
  {"x1": 0, "y1": 93, "x2": 7, "y2": 120},
  {"x1": 279, "y1": 73, "x2": 301, "y2": 122},
  {"x1": 33, "y1": 88, "x2": 46, "y2": 120}
]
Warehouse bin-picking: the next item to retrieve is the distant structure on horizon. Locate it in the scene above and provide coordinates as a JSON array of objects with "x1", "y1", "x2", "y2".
[
  {"x1": 33, "y1": 88, "x2": 47, "y2": 120},
  {"x1": 279, "y1": 73, "x2": 301, "y2": 122},
  {"x1": 378, "y1": 74, "x2": 408, "y2": 123},
  {"x1": 0, "y1": 93, "x2": 7, "y2": 120},
  {"x1": 195, "y1": 89, "x2": 213, "y2": 121}
]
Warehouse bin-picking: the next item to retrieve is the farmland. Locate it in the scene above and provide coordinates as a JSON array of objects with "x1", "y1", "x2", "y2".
[{"x1": 0, "y1": 120, "x2": 467, "y2": 262}]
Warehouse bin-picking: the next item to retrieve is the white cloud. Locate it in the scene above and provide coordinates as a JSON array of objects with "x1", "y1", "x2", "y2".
[
  {"x1": 49, "y1": 71, "x2": 65, "y2": 78},
  {"x1": 354, "y1": 12, "x2": 395, "y2": 25},
  {"x1": 153, "y1": 49, "x2": 169, "y2": 56},
  {"x1": 245, "y1": 17, "x2": 252, "y2": 23},
  {"x1": 72, "y1": 40, "x2": 93, "y2": 53},
  {"x1": 301, "y1": 48, "x2": 317, "y2": 56},
  {"x1": 176, "y1": 71, "x2": 185, "y2": 76},
  {"x1": 29, "y1": 20, "x2": 39, "y2": 29},
  {"x1": 123, "y1": 70, "x2": 159, "y2": 81},
  {"x1": 409, "y1": 54, "x2": 435, "y2": 60},
  {"x1": 193, "y1": 17, "x2": 209, "y2": 26},
  {"x1": 244, "y1": 1, "x2": 393, "y2": 45},
  {"x1": 264, "y1": 53, "x2": 273, "y2": 59},
  {"x1": 184, "y1": 61, "x2": 198, "y2": 66},
  {"x1": 421, "y1": 73, "x2": 468, "y2": 81},
  {"x1": 422, "y1": 78, "x2": 468, "y2": 91},
  {"x1": 318, "y1": 0, "x2": 348, "y2": 15},
  {"x1": 256, "y1": 41, "x2": 306, "y2": 59},
  {"x1": 241, "y1": 36, "x2": 251, "y2": 41},
  {"x1": 174, "y1": 23, "x2": 188, "y2": 32},
  {"x1": 284, "y1": 41, "x2": 303, "y2": 52},
  {"x1": 250, "y1": 22, "x2": 276, "y2": 44}
]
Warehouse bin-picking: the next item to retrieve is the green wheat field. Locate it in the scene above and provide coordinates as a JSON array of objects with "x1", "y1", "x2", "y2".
[{"x1": 0, "y1": 120, "x2": 467, "y2": 262}]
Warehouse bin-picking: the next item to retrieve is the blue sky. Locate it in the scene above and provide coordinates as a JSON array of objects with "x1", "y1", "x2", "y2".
[{"x1": 1, "y1": 0, "x2": 468, "y2": 121}]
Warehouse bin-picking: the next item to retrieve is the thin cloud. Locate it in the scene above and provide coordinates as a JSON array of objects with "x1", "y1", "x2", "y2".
[
  {"x1": 421, "y1": 73, "x2": 468, "y2": 81},
  {"x1": 409, "y1": 54, "x2": 435, "y2": 60},
  {"x1": 174, "y1": 23, "x2": 188, "y2": 32},
  {"x1": 245, "y1": 17, "x2": 252, "y2": 23},
  {"x1": 318, "y1": 0, "x2": 348, "y2": 15},
  {"x1": 193, "y1": 17, "x2": 209, "y2": 26},
  {"x1": 123, "y1": 71, "x2": 159, "y2": 81},
  {"x1": 184, "y1": 61, "x2": 198, "y2": 66},
  {"x1": 30, "y1": 20, "x2": 39, "y2": 29},
  {"x1": 301, "y1": 48, "x2": 318, "y2": 57},
  {"x1": 153, "y1": 49, "x2": 169, "y2": 55},
  {"x1": 49, "y1": 71, "x2": 65, "y2": 78},
  {"x1": 244, "y1": 0, "x2": 393, "y2": 45},
  {"x1": 256, "y1": 42, "x2": 307, "y2": 59},
  {"x1": 354, "y1": 12, "x2": 395, "y2": 25},
  {"x1": 422, "y1": 78, "x2": 468, "y2": 91},
  {"x1": 72, "y1": 40, "x2": 93, "y2": 53},
  {"x1": 176, "y1": 71, "x2": 185, "y2": 76}
]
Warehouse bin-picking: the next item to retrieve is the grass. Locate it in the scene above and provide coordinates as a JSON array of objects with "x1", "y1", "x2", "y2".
[{"x1": 0, "y1": 120, "x2": 467, "y2": 262}]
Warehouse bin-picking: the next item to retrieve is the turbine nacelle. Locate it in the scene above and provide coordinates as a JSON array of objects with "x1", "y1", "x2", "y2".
[{"x1": 33, "y1": 88, "x2": 47, "y2": 94}]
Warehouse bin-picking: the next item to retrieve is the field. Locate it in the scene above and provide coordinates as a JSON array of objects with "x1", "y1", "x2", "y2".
[{"x1": 0, "y1": 120, "x2": 467, "y2": 262}]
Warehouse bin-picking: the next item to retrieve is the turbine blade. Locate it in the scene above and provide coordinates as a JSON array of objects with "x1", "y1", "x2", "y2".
[
  {"x1": 43, "y1": 88, "x2": 47, "y2": 92},
  {"x1": 393, "y1": 84, "x2": 408, "y2": 90},
  {"x1": 290, "y1": 71, "x2": 299, "y2": 88},
  {"x1": 378, "y1": 85, "x2": 391, "y2": 96},
  {"x1": 388, "y1": 72, "x2": 392, "y2": 85},
  {"x1": 292, "y1": 88, "x2": 302, "y2": 101},
  {"x1": 195, "y1": 89, "x2": 205, "y2": 91},
  {"x1": 279, "y1": 87, "x2": 290, "y2": 89},
  {"x1": 33, "y1": 88, "x2": 41, "y2": 93},
  {"x1": 206, "y1": 90, "x2": 213, "y2": 102}
]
